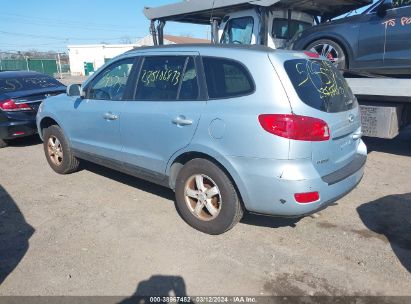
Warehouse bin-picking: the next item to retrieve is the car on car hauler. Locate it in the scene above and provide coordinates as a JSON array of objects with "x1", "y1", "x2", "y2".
[{"x1": 37, "y1": 45, "x2": 366, "y2": 234}]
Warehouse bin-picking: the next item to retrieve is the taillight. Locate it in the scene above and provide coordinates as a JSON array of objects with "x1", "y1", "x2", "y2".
[
  {"x1": 258, "y1": 114, "x2": 330, "y2": 141},
  {"x1": 0, "y1": 99, "x2": 32, "y2": 112},
  {"x1": 294, "y1": 192, "x2": 320, "y2": 204}
]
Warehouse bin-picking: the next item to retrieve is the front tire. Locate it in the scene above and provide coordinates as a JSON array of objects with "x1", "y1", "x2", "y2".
[
  {"x1": 306, "y1": 39, "x2": 347, "y2": 70},
  {"x1": 175, "y1": 159, "x2": 244, "y2": 235},
  {"x1": 43, "y1": 125, "x2": 79, "y2": 174},
  {"x1": 0, "y1": 139, "x2": 8, "y2": 149}
]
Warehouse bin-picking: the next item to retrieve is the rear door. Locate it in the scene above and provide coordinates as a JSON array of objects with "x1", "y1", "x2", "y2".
[
  {"x1": 383, "y1": 0, "x2": 411, "y2": 68},
  {"x1": 120, "y1": 53, "x2": 205, "y2": 179},
  {"x1": 281, "y1": 57, "x2": 362, "y2": 176}
]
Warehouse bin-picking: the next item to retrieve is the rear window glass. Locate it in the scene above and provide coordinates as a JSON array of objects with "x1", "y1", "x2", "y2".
[
  {"x1": 0, "y1": 75, "x2": 63, "y2": 94},
  {"x1": 203, "y1": 57, "x2": 254, "y2": 99},
  {"x1": 284, "y1": 59, "x2": 357, "y2": 113}
]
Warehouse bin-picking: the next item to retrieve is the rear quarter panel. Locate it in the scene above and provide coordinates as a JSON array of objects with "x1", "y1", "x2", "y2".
[{"x1": 188, "y1": 48, "x2": 293, "y2": 160}]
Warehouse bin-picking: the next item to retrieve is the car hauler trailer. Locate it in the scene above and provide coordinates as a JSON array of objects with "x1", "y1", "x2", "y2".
[
  {"x1": 144, "y1": 0, "x2": 411, "y2": 139},
  {"x1": 144, "y1": 0, "x2": 372, "y2": 48}
]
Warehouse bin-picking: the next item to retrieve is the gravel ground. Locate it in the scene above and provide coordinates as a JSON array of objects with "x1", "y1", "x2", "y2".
[{"x1": 0, "y1": 129, "x2": 410, "y2": 297}]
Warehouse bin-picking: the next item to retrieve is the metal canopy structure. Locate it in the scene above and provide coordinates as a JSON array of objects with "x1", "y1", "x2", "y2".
[{"x1": 144, "y1": 0, "x2": 373, "y2": 24}]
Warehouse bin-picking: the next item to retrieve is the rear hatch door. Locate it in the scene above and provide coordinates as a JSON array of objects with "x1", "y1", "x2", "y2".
[{"x1": 281, "y1": 56, "x2": 361, "y2": 176}]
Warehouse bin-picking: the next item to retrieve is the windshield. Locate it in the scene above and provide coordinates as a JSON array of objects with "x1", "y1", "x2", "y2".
[
  {"x1": 221, "y1": 17, "x2": 254, "y2": 44},
  {"x1": 284, "y1": 59, "x2": 357, "y2": 113},
  {"x1": 0, "y1": 75, "x2": 63, "y2": 94}
]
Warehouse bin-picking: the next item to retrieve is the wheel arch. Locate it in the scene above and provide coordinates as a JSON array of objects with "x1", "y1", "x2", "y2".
[
  {"x1": 38, "y1": 115, "x2": 66, "y2": 141},
  {"x1": 167, "y1": 150, "x2": 249, "y2": 211}
]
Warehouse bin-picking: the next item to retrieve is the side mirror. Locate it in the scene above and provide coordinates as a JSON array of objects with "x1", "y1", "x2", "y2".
[
  {"x1": 66, "y1": 84, "x2": 84, "y2": 97},
  {"x1": 377, "y1": 1, "x2": 391, "y2": 17}
]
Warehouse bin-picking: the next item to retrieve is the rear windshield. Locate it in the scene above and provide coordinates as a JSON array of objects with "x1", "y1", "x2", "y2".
[
  {"x1": 284, "y1": 59, "x2": 357, "y2": 113},
  {"x1": 0, "y1": 75, "x2": 63, "y2": 94}
]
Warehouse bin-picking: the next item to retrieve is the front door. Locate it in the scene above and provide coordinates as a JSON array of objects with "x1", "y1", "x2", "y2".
[
  {"x1": 68, "y1": 57, "x2": 136, "y2": 161},
  {"x1": 357, "y1": 11, "x2": 386, "y2": 69},
  {"x1": 120, "y1": 54, "x2": 205, "y2": 180}
]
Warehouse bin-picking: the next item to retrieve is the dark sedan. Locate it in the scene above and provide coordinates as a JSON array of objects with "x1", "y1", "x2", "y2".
[
  {"x1": 292, "y1": 0, "x2": 411, "y2": 76},
  {"x1": 0, "y1": 71, "x2": 66, "y2": 148}
]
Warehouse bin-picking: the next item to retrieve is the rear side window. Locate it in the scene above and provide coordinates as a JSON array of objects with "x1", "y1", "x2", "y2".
[
  {"x1": 203, "y1": 57, "x2": 254, "y2": 99},
  {"x1": 284, "y1": 59, "x2": 357, "y2": 113},
  {"x1": 272, "y1": 19, "x2": 312, "y2": 40},
  {"x1": 135, "y1": 56, "x2": 199, "y2": 101},
  {"x1": 0, "y1": 75, "x2": 63, "y2": 94}
]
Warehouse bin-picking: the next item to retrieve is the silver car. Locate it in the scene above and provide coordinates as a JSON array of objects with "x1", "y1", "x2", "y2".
[{"x1": 37, "y1": 44, "x2": 367, "y2": 235}]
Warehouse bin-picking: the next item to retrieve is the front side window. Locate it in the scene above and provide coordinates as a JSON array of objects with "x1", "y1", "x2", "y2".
[
  {"x1": 86, "y1": 58, "x2": 135, "y2": 100},
  {"x1": 135, "y1": 56, "x2": 199, "y2": 101},
  {"x1": 272, "y1": 19, "x2": 312, "y2": 40},
  {"x1": 221, "y1": 17, "x2": 254, "y2": 44},
  {"x1": 203, "y1": 57, "x2": 254, "y2": 99}
]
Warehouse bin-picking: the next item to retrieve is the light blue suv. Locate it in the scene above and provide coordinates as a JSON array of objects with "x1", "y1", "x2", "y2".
[{"x1": 37, "y1": 45, "x2": 367, "y2": 234}]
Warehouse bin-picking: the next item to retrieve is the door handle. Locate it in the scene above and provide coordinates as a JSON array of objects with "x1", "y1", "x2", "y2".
[
  {"x1": 103, "y1": 112, "x2": 119, "y2": 121},
  {"x1": 172, "y1": 116, "x2": 193, "y2": 126},
  {"x1": 352, "y1": 132, "x2": 363, "y2": 140}
]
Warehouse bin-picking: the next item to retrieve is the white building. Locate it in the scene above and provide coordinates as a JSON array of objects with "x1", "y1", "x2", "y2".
[
  {"x1": 68, "y1": 35, "x2": 209, "y2": 76},
  {"x1": 68, "y1": 44, "x2": 139, "y2": 76},
  {"x1": 136, "y1": 34, "x2": 210, "y2": 46}
]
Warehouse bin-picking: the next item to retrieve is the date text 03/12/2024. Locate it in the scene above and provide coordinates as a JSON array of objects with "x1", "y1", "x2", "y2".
[{"x1": 149, "y1": 296, "x2": 257, "y2": 303}]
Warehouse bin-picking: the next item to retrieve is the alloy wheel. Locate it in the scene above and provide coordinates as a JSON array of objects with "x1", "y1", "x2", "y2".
[
  {"x1": 184, "y1": 174, "x2": 222, "y2": 221},
  {"x1": 47, "y1": 135, "x2": 64, "y2": 166},
  {"x1": 310, "y1": 43, "x2": 343, "y2": 66}
]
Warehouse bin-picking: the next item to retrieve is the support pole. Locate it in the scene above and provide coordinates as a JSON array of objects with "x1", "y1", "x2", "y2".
[
  {"x1": 157, "y1": 21, "x2": 165, "y2": 45},
  {"x1": 211, "y1": 18, "x2": 219, "y2": 44},
  {"x1": 259, "y1": 7, "x2": 268, "y2": 46},
  {"x1": 150, "y1": 20, "x2": 158, "y2": 46},
  {"x1": 287, "y1": 9, "x2": 292, "y2": 41},
  {"x1": 57, "y1": 53, "x2": 63, "y2": 79}
]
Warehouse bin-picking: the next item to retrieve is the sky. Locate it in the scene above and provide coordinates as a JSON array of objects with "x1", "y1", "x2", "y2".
[{"x1": 0, "y1": 0, "x2": 208, "y2": 53}]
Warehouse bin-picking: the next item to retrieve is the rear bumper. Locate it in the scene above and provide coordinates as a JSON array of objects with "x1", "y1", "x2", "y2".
[
  {"x1": 227, "y1": 140, "x2": 367, "y2": 217},
  {"x1": 0, "y1": 118, "x2": 37, "y2": 140}
]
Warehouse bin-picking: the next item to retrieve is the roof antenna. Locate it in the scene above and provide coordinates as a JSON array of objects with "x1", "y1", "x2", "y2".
[{"x1": 210, "y1": 0, "x2": 216, "y2": 20}]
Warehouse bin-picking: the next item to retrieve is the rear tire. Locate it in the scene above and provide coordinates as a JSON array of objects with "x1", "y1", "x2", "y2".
[
  {"x1": 306, "y1": 39, "x2": 347, "y2": 70},
  {"x1": 43, "y1": 125, "x2": 79, "y2": 174},
  {"x1": 0, "y1": 139, "x2": 8, "y2": 148},
  {"x1": 175, "y1": 158, "x2": 244, "y2": 235}
]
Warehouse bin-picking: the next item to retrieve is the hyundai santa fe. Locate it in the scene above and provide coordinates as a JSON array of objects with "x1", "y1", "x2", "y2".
[{"x1": 36, "y1": 44, "x2": 367, "y2": 235}]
